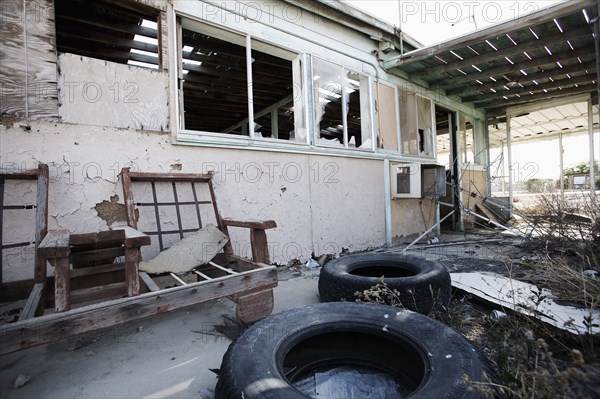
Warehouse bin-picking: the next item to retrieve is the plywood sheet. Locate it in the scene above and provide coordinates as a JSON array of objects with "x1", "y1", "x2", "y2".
[
  {"x1": 452, "y1": 272, "x2": 600, "y2": 335},
  {"x1": 57, "y1": 53, "x2": 169, "y2": 131},
  {"x1": 375, "y1": 83, "x2": 398, "y2": 152}
]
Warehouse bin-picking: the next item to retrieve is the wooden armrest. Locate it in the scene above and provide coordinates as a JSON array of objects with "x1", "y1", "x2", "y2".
[
  {"x1": 38, "y1": 230, "x2": 71, "y2": 258},
  {"x1": 222, "y1": 219, "x2": 277, "y2": 229},
  {"x1": 122, "y1": 226, "x2": 151, "y2": 247}
]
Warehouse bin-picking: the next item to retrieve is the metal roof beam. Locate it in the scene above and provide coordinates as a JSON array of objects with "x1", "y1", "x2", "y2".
[
  {"x1": 447, "y1": 61, "x2": 597, "y2": 96},
  {"x1": 478, "y1": 84, "x2": 597, "y2": 110},
  {"x1": 410, "y1": 26, "x2": 593, "y2": 79},
  {"x1": 383, "y1": 0, "x2": 596, "y2": 69},
  {"x1": 430, "y1": 48, "x2": 592, "y2": 90},
  {"x1": 465, "y1": 74, "x2": 596, "y2": 103}
]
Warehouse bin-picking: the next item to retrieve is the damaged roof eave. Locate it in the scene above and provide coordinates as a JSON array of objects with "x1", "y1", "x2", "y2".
[
  {"x1": 281, "y1": 0, "x2": 423, "y2": 50},
  {"x1": 382, "y1": 0, "x2": 596, "y2": 70}
]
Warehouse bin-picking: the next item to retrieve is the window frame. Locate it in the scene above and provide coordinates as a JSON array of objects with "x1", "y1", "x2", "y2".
[
  {"x1": 176, "y1": 17, "x2": 309, "y2": 145},
  {"x1": 310, "y1": 56, "x2": 376, "y2": 151},
  {"x1": 398, "y1": 90, "x2": 436, "y2": 160}
]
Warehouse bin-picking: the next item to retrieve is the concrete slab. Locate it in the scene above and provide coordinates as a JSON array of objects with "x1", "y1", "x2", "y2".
[
  {"x1": 139, "y1": 224, "x2": 228, "y2": 274},
  {"x1": 0, "y1": 274, "x2": 319, "y2": 399}
]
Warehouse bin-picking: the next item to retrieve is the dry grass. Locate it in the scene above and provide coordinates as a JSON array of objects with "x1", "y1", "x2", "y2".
[{"x1": 356, "y1": 193, "x2": 600, "y2": 398}]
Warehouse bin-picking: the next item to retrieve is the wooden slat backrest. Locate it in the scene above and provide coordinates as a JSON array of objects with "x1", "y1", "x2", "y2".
[
  {"x1": 120, "y1": 168, "x2": 224, "y2": 254},
  {"x1": 0, "y1": 164, "x2": 49, "y2": 284}
]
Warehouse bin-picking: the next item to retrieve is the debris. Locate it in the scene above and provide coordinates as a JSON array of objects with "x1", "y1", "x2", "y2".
[
  {"x1": 14, "y1": 374, "x2": 30, "y2": 389},
  {"x1": 427, "y1": 237, "x2": 439, "y2": 245},
  {"x1": 139, "y1": 224, "x2": 229, "y2": 274},
  {"x1": 490, "y1": 310, "x2": 507, "y2": 320},
  {"x1": 306, "y1": 258, "x2": 320, "y2": 269},
  {"x1": 199, "y1": 388, "x2": 215, "y2": 399},
  {"x1": 583, "y1": 270, "x2": 598, "y2": 280},
  {"x1": 137, "y1": 326, "x2": 143, "y2": 333},
  {"x1": 85, "y1": 351, "x2": 96, "y2": 357},
  {"x1": 451, "y1": 272, "x2": 600, "y2": 335},
  {"x1": 294, "y1": 367, "x2": 401, "y2": 398}
]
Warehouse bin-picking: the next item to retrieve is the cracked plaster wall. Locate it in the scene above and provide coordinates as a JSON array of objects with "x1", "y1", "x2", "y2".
[{"x1": 0, "y1": 121, "x2": 397, "y2": 281}]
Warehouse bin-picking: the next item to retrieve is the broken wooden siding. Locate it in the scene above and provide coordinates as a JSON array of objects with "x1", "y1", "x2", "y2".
[
  {"x1": 0, "y1": 0, "x2": 58, "y2": 121},
  {"x1": 57, "y1": 53, "x2": 169, "y2": 131}
]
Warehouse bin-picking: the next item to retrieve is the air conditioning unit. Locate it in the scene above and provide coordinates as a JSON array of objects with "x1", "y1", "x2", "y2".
[
  {"x1": 390, "y1": 163, "x2": 446, "y2": 199},
  {"x1": 390, "y1": 163, "x2": 421, "y2": 199}
]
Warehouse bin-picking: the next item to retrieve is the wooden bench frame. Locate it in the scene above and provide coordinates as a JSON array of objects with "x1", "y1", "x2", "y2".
[
  {"x1": 120, "y1": 168, "x2": 278, "y2": 324},
  {"x1": 0, "y1": 168, "x2": 278, "y2": 355}
]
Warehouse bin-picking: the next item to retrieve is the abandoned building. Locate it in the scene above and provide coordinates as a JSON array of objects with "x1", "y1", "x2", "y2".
[{"x1": 1, "y1": 0, "x2": 599, "y2": 355}]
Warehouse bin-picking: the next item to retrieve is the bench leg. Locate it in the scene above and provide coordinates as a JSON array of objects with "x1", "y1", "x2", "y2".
[
  {"x1": 250, "y1": 229, "x2": 269, "y2": 264},
  {"x1": 125, "y1": 246, "x2": 140, "y2": 296},
  {"x1": 54, "y1": 256, "x2": 70, "y2": 312},
  {"x1": 235, "y1": 289, "x2": 274, "y2": 324}
]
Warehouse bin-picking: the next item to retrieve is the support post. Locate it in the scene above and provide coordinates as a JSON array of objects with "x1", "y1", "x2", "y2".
[
  {"x1": 506, "y1": 116, "x2": 514, "y2": 216},
  {"x1": 559, "y1": 132, "x2": 565, "y2": 202},
  {"x1": 384, "y1": 159, "x2": 392, "y2": 246},
  {"x1": 246, "y1": 34, "x2": 255, "y2": 138},
  {"x1": 589, "y1": 98, "x2": 597, "y2": 206}
]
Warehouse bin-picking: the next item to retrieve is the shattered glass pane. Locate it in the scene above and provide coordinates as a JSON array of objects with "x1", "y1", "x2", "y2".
[{"x1": 293, "y1": 367, "x2": 402, "y2": 399}]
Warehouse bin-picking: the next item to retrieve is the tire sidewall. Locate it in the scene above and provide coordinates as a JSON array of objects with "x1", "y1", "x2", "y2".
[{"x1": 216, "y1": 302, "x2": 487, "y2": 399}]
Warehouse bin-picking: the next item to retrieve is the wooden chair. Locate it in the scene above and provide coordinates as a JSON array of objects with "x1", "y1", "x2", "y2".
[
  {"x1": 120, "y1": 168, "x2": 278, "y2": 323},
  {"x1": 38, "y1": 227, "x2": 150, "y2": 312},
  {"x1": 0, "y1": 168, "x2": 277, "y2": 355},
  {"x1": 0, "y1": 163, "x2": 49, "y2": 319}
]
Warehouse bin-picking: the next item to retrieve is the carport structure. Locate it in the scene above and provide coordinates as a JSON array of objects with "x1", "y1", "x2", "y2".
[{"x1": 382, "y1": 0, "x2": 599, "y2": 216}]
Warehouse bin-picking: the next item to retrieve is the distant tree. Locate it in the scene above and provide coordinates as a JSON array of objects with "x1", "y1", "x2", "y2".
[{"x1": 563, "y1": 161, "x2": 599, "y2": 176}]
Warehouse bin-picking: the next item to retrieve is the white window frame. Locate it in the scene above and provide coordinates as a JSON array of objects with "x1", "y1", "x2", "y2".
[
  {"x1": 176, "y1": 17, "x2": 309, "y2": 146},
  {"x1": 311, "y1": 56, "x2": 375, "y2": 151},
  {"x1": 399, "y1": 91, "x2": 436, "y2": 160}
]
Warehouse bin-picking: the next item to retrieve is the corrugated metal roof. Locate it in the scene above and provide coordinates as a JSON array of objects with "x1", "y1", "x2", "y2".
[
  {"x1": 383, "y1": 0, "x2": 598, "y2": 118},
  {"x1": 488, "y1": 102, "x2": 597, "y2": 147}
]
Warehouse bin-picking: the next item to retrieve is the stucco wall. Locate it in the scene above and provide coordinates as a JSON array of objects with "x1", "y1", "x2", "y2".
[{"x1": 0, "y1": 121, "x2": 390, "y2": 281}]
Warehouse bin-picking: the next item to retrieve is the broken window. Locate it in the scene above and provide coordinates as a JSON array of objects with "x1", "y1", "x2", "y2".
[
  {"x1": 399, "y1": 91, "x2": 434, "y2": 157},
  {"x1": 55, "y1": 0, "x2": 160, "y2": 69},
  {"x1": 313, "y1": 58, "x2": 373, "y2": 149},
  {"x1": 179, "y1": 20, "x2": 306, "y2": 143}
]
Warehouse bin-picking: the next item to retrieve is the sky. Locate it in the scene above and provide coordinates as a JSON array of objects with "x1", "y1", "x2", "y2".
[{"x1": 346, "y1": 0, "x2": 563, "y2": 46}]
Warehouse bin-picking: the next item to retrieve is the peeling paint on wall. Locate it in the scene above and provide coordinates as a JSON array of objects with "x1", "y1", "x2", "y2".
[{"x1": 95, "y1": 195, "x2": 137, "y2": 227}]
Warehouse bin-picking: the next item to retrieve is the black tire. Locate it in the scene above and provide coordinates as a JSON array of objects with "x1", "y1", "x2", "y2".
[
  {"x1": 215, "y1": 302, "x2": 491, "y2": 398},
  {"x1": 318, "y1": 253, "x2": 451, "y2": 314}
]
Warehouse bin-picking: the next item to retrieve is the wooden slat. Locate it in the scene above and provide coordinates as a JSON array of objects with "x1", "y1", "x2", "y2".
[
  {"x1": 127, "y1": 171, "x2": 214, "y2": 183},
  {"x1": 222, "y1": 219, "x2": 277, "y2": 229},
  {"x1": 69, "y1": 263, "x2": 124, "y2": 279},
  {"x1": 20, "y1": 282, "x2": 46, "y2": 320},
  {"x1": 122, "y1": 226, "x2": 151, "y2": 247},
  {"x1": 121, "y1": 168, "x2": 138, "y2": 229},
  {"x1": 70, "y1": 282, "x2": 126, "y2": 304},
  {"x1": 0, "y1": 266, "x2": 278, "y2": 355},
  {"x1": 250, "y1": 229, "x2": 270, "y2": 264},
  {"x1": 169, "y1": 273, "x2": 187, "y2": 286},
  {"x1": 139, "y1": 271, "x2": 160, "y2": 292},
  {"x1": 193, "y1": 270, "x2": 212, "y2": 281},
  {"x1": 70, "y1": 247, "x2": 125, "y2": 265},
  {"x1": 54, "y1": 256, "x2": 71, "y2": 312},
  {"x1": 208, "y1": 261, "x2": 237, "y2": 275},
  {"x1": 235, "y1": 289, "x2": 274, "y2": 324},
  {"x1": 34, "y1": 164, "x2": 49, "y2": 283},
  {"x1": 70, "y1": 230, "x2": 126, "y2": 249},
  {"x1": 38, "y1": 230, "x2": 70, "y2": 258}
]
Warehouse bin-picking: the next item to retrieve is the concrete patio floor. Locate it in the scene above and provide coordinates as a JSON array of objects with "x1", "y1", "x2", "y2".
[
  {"x1": 0, "y1": 274, "x2": 320, "y2": 399},
  {"x1": 0, "y1": 232, "x2": 525, "y2": 398}
]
